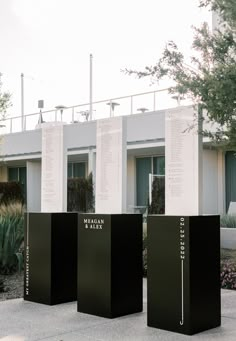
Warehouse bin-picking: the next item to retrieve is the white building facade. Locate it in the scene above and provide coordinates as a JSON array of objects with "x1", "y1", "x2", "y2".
[{"x1": 0, "y1": 102, "x2": 232, "y2": 215}]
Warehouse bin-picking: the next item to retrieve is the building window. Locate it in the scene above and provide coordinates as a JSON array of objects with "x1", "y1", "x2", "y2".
[
  {"x1": 225, "y1": 151, "x2": 236, "y2": 212},
  {"x1": 8, "y1": 166, "x2": 27, "y2": 201},
  {"x1": 153, "y1": 156, "x2": 165, "y2": 175},
  {"x1": 136, "y1": 158, "x2": 151, "y2": 206},
  {"x1": 136, "y1": 156, "x2": 165, "y2": 206},
  {"x1": 68, "y1": 162, "x2": 86, "y2": 178}
]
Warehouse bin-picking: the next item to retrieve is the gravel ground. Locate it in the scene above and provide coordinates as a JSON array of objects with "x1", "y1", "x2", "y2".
[{"x1": 0, "y1": 272, "x2": 23, "y2": 301}]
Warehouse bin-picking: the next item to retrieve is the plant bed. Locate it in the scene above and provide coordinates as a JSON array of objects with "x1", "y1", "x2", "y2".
[
  {"x1": 221, "y1": 248, "x2": 236, "y2": 290},
  {"x1": 0, "y1": 272, "x2": 23, "y2": 301},
  {"x1": 0, "y1": 249, "x2": 235, "y2": 303},
  {"x1": 143, "y1": 246, "x2": 236, "y2": 291}
]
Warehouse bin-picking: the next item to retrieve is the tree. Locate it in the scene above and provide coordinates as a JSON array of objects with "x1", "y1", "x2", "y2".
[
  {"x1": 0, "y1": 73, "x2": 12, "y2": 120},
  {"x1": 200, "y1": 0, "x2": 236, "y2": 29},
  {"x1": 125, "y1": 0, "x2": 236, "y2": 148}
]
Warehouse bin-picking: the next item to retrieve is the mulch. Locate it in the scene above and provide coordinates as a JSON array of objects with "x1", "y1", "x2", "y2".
[{"x1": 0, "y1": 272, "x2": 24, "y2": 301}]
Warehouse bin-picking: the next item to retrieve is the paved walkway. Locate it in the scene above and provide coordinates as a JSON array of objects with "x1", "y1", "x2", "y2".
[{"x1": 0, "y1": 280, "x2": 236, "y2": 341}]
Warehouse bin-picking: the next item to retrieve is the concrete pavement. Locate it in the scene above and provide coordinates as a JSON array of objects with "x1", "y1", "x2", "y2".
[{"x1": 0, "y1": 280, "x2": 236, "y2": 341}]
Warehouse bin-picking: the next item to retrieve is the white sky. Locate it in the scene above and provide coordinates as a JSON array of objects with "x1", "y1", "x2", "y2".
[{"x1": 0, "y1": 0, "x2": 211, "y2": 117}]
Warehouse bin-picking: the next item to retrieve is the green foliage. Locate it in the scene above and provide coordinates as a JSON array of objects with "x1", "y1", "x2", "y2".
[
  {"x1": 0, "y1": 74, "x2": 11, "y2": 117},
  {"x1": 221, "y1": 214, "x2": 236, "y2": 228},
  {"x1": 67, "y1": 173, "x2": 94, "y2": 212},
  {"x1": 0, "y1": 202, "x2": 24, "y2": 217},
  {"x1": 125, "y1": 0, "x2": 236, "y2": 147},
  {"x1": 0, "y1": 276, "x2": 5, "y2": 293},
  {"x1": 0, "y1": 182, "x2": 24, "y2": 205},
  {"x1": 200, "y1": 0, "x2": 236, "y2": 30},
  {"x1": 148, "y1": 177, "x2": 165, "y2": 214},
  {"x1": 0, "y1": 204, "x2": 24, "y2": 274}
]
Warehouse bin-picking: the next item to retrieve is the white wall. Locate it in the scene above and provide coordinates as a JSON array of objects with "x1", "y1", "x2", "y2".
[
  {"x1": 212, "y1": 11, "x2": 220, "y2": 30},
  {"x1": 1, "y1": 111, "x2": 166, "y2": 161},
  {"x1": 0, "y1": 166, "x2": 8, "y2": 181},
  {"x1": 217, "y1": 150, "x2": 225, "y2": 214},
  {"x1": 212, "y1": 11, "x2": 225, "y2": 32},
  {"x1": 127, "y1": 111, "x2": 165, "y2": 142},
  {"x1": 27, "y1": 161, "x2": 41, "y2": 212},
  {"x1": 2, "y1": 130, "x2": 41, "y2": 158},
  {"x1": 203, "y1": 149, "x2": 218, "y2": 214},
  {"x1": 64, "y1": 121, "x2": 96, "y2": 149}
]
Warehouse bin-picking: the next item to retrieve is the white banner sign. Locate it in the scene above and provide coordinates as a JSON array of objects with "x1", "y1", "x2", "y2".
[
  {"x1": 95, "y1": 117, "x2": 127, "y2": 214},
  {"x1": 165, "y1": 107, "x2": 202, "y2": 215},
  {"x1": 41, "y1": 123, "x2": 67, "y2": 212}
]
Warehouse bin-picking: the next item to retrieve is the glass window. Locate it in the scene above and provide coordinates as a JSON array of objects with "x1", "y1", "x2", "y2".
[
  {"x1": 74, "y1": 163, "x2": 85, "y2": 178},
  {"x1": 8, "y1": 167, "x2": 27, "y2": 202},
  {"x1": 153, "y1": 156, "x2": 165, "y2": 175},
  {"x1": 136, "y1": 156, "x2": 165, "y2": 211},
  {"x1": 136, "y1": 158, "x2": 151, "y2": 206},
  {"x1": 68, "y1": 163, "x2": 73, "y2": 178},
  {"x1": 226, "y1": 151, "x2": 236, "y2": 212},
  {"x1": 68, "y1": 162, "x2": 86, "y2": 178},
  {"x1": 19, "y1": 167, "x2": 27, "y2": 200},
  {"x1": 8, "y1": 168, "x2": 18, "y2": 181}
]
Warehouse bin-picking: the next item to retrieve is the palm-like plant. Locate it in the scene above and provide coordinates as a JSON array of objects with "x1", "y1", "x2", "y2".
[{"x1": 0, "y1": 211, "x2": 24, "y2": 274}]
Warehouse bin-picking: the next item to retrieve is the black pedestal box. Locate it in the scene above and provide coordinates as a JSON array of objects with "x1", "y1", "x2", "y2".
[
  {"x1": 77, "y1": 213, "x2": 143, "y2": 318},
  {"x1": 24, "y1": 212, "x2": 78, "y2": 305},
  {"x1": 147, "y1": 215, "x2": 221, "y2": 335}
]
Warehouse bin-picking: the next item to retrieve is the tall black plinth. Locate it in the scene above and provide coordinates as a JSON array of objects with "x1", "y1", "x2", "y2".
[
  {"x1": 77, "y1": 213, "x2": 143, "y2": 318},
  {"x1": 147, "y1": 215, "x2": 221, "y2": 335},
  {"x1": 24, "y1": 212, "x2": 78, "y2": 305}
]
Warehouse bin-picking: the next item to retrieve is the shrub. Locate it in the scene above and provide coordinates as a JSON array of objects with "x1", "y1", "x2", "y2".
[
  {"x1": 0, "y1": 276, "x2": 5, "y2": 293},
  {"x1": 221, "y1": 260, "x2": 236, "y2": 290},
  {"x1": 68, "y1": 173, "x2": 94, "y2": 212},
  {"x1": 0, "y1": 182, "x2": 24, "y2": 205},
  {"x1": 0, "y1": 201, "x2": 24, "y2": 217},
  {"x1": 0, "y1": 202, "x2": 24, "y2": 274},
  {"x1": 221, "y1": 214, "x2": 236, "y2": 228},
  {"x1": 148, "y1": 177, "x2": 165, "y2": 214}
]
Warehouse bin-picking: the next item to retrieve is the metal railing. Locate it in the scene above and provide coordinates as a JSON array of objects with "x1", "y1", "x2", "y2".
[{"x1": 0, "y1": 88, "x2": 191, "y2": 135}]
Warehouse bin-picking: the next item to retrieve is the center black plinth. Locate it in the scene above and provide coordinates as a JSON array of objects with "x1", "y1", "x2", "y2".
[
  {"x1": 147, "y1": 215, "x2": 221, "y2": 335},
  {"x1": 24, "y1": 212, "x2": 78, "y2": 305},
  {"x1": 77, "y1": 213, "x2": 143, "y2": 318}
]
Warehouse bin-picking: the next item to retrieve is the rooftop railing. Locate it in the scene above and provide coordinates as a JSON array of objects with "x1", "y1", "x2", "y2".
[{"x1": 0, "y1": 88, "x2": 191, "y2": 135}]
